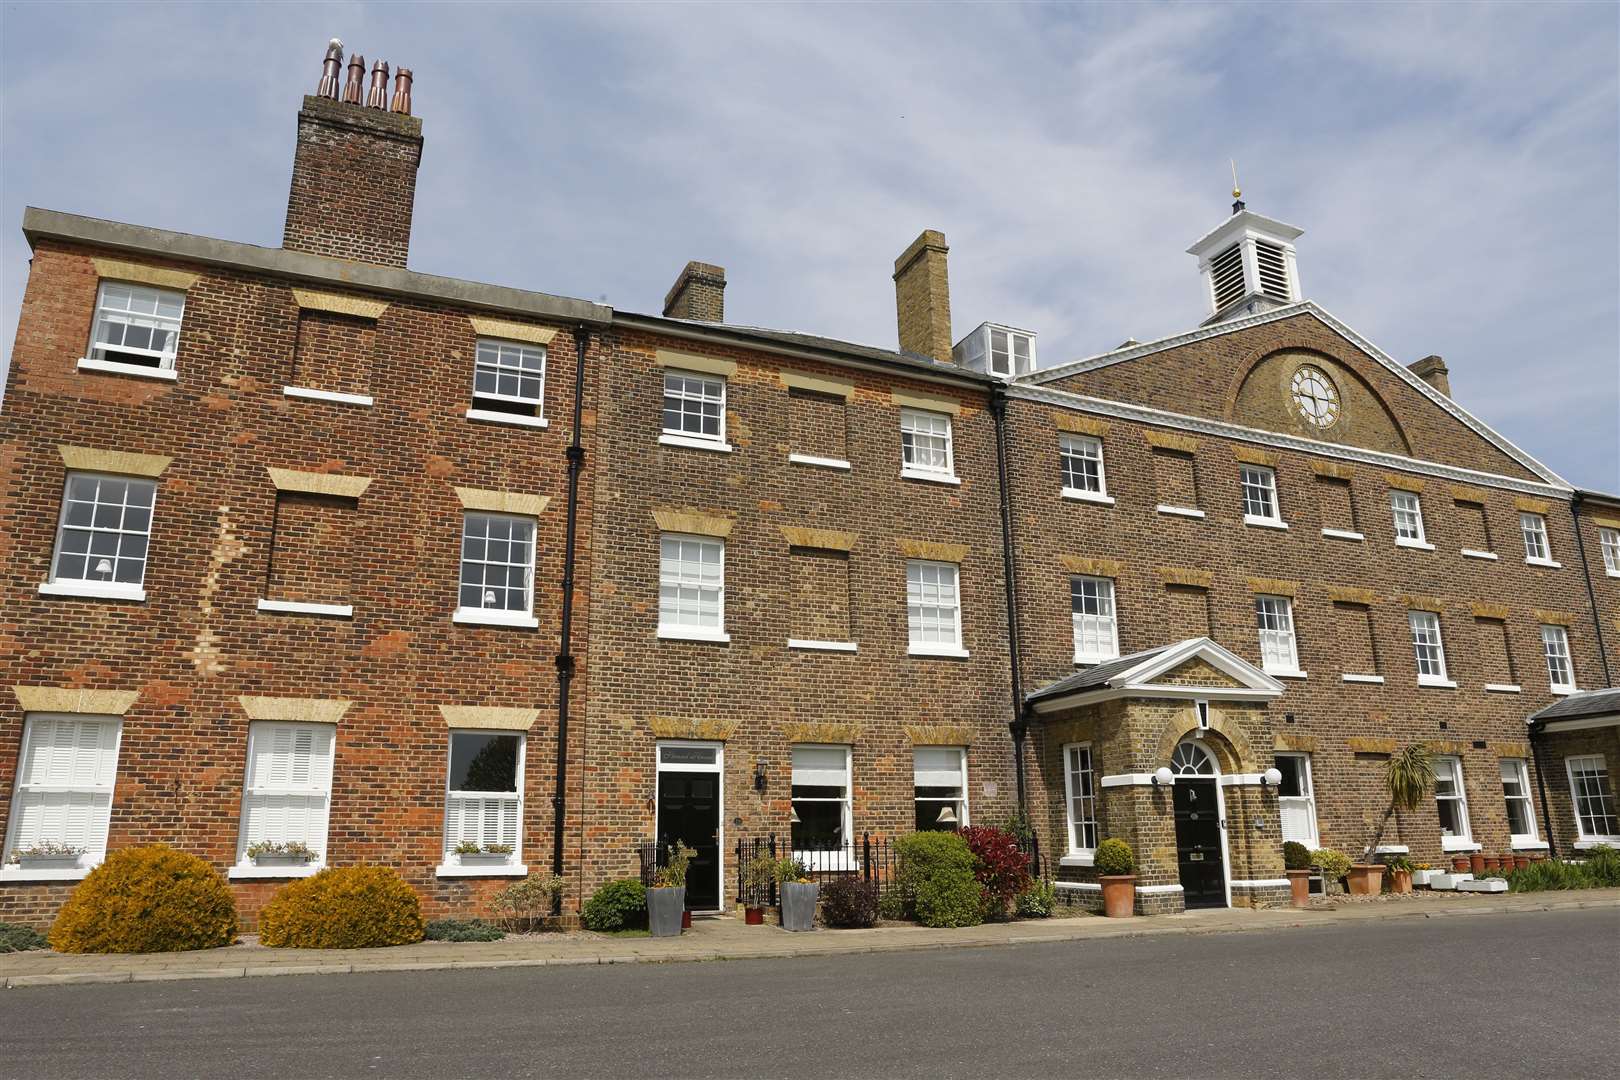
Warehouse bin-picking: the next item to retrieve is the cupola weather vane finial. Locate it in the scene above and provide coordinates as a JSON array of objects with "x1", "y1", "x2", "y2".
[{"x1": 1230, "y1": 159, "x2": 1245, "y2": 215}]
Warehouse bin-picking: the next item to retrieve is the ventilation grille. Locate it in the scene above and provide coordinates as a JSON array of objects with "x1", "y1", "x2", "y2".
[
  {"x1": 1210, "y1": 243, "x2": 1246, "y2": 310},
  {"x1": 1255, "y1": 240, "x2": 1291, "y2": 301}
]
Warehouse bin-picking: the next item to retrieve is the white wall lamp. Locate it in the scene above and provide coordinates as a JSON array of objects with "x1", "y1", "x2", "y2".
[
  {"x1": 1151, "y1": 766, "x2": 1175, "y2": 786},
  {"x1": 1260, "y1": 767, "x2": 1283, "y2": 787}
]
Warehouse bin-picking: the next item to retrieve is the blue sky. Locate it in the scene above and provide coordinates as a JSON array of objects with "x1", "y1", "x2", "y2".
[{"x1": 2, "y1": 1, "x2": 1615, "y2": 488}]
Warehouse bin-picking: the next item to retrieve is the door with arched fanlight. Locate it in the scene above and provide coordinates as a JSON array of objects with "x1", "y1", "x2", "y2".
[{"x1": 1170, "y1": 740, "x2": 1228, "y2": 908}]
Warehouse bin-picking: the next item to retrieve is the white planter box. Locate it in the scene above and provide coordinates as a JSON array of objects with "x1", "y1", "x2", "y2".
[
  {"x1": 1429, "y1": 872, "x2": 1473, "y2": 890},
  {"x1": 1411, "y1": 869, "x2": 1436, "y2": 886},
  {"x1": 457, "y1": 852, "x2": 513, "y2": 867},
  {"x1": 1457, "y1": 878, "x2": 1508, "y2": 893},
  {"x1": 251, "y1": 854, "x2": 315, "y2": 868}
]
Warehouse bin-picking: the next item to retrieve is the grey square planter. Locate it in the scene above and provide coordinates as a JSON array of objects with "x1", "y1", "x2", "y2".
[
  {"x1": 252, "y1": 854, "x2": 314, "y2": 869},
  {"x1": 780, "y1": 881, "x2": 819, "y2": 932},
  {"x1": 647, "y1": 886, "x2": 686, "y2": 937},
  {"x1": 457, "y1": 852, "x2": 511, "y2": 867},
  {"x1": 16, "y1": 855, "x2": 81, "y2": 870}
]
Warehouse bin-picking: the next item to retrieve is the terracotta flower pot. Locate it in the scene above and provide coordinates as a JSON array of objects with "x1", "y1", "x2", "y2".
[
  {"x1": 1346, "y1": 864, "x2": 1385, "y2": 896},
  {"x1": 1100, "y1": 874, "x2": 1137, "y2": 918},
  {"x1": 744, "y1": 906, "x2": 764, "y2": 926},
  {"x1": 1469, "y1": 853, "x2": 1486, "y2": 874},
  {"x1": 1452, "y1": 856, "x2": 1470, "y2": 873},
  {"x1": 682, "y1": 909, "x2": 693, "y2": 929},
  {"x1": 1286, "y1": 868, "x2": 1312, "y2": 908},
  {"x1": 1500, "y1": 854, "x2": 1517, "y2": 872},
  {"x1": 1389, "y1": 869, "x2": 1412, "y2": 895},
  {"x1": 1483, "y1": 856, "x2": 1500, "y2": 872}
]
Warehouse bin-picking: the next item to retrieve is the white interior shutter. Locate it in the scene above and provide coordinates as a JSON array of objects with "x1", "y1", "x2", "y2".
[
  {"x1": 792, "y1": 746, "x2": 848, "y2": 787},
  {"x1": 913, "y1": 747, "x2": 963, "y2": 788}
]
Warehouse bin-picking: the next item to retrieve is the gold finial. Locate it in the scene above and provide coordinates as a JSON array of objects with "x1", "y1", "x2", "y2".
[{"x1": 1230, "y1": 159, "x2": 1241, "y2": 200}]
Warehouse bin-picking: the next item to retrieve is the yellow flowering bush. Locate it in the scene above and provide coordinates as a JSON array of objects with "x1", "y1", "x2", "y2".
[
  {"x1": 258, "y1": 866, "x2": 424, "y2": 949},
  {"x1": 49, "y1": 846, "x2": 237, "y2": 954}
]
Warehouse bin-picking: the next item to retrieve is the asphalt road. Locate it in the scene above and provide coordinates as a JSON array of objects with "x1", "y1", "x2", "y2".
[{"x1": 2, "y1": 908, "x2": 1616, "y2": 1080}]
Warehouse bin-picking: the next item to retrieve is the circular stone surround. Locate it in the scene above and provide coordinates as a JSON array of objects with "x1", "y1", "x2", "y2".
[{"x1": 1289, "y1": 365, "x2": 1340, "y2": 427}]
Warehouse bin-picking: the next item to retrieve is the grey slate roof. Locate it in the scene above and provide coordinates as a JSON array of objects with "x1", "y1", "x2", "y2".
[
  {"x1": 1024, "y1": 645, "x2": 1172, "y2": 706},
  {"x1": 1528, "y1": 688, "x2": 1620, "y2": 725}
]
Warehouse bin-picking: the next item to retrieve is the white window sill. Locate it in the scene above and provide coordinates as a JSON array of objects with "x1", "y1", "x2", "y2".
[
  {"x1": 1461, "y1": 549, "x2": 1498, "y2": 561},
  {"x1": 1061, "y1": 488, "x2": 1115, "y2": 506},
  {"x1": 1575, "y1": 838, "x2": 1620, "y2": 850},
  {"x1": 1525, "y1": 557, "x2": 1562, "y2": 569},
  {"x1": 787, "y1": 639, "x2": 858, "y2": 653},
  {"x1": 1321, "y1": 528, "x2": 1364, "y2": 541},
  {"x1": 1396, "y1": 538, "x2": 1436, "y2": 551},
  {"x1": 1440, "y1": 839, "x2": 1481, "y2": 853},
  {"x1": 1607, "y1": 569, "x2": 1620, "y2": 579},
  {"x1": 1551, "y1": 685, "x2": 1579, "y2": 696},
  {"x1": 1484, "y1": 683, "x2": 1522, "y2": 694},
  {"x1": 284, "y1": 385, "x2": 374, "y2": 407},
  {"x1": 454, "y1": 608, "x2": 540, "y2": 629},
  {"x1": 258, "y1": 598, "x2": 353, "y2": 618},
  {"x1": 435, "y1": 862, "x2": 528, "y2": 879},
  {"x1": 1342, "y1": 674, "x2": 1385, "y2": 684},
  {"x1": 467, "y1": 408, "x2": 549, "y2": 429},
  {"x1": 1156, "y1": 504, "x2": 1205, "y2": 519},
  {"x1": 659, "y1": 432, "x2": 731, "y2": 452},
  {"x1": 909, "y1": 644, "x2": 970, "y2": 658},
  {"x1": 1074, "y1": 654, "x2": 1120, "y2": 667},
  {"x1": 77, "y1": 357, "x2": 177, "y2": 381},
  {"x1": 900, "y1": 469, "x2": 961, "y2": 486},
  {"x1": 1418, "y1": 677, "x2": 1458, "y2": 689},
  {"x1": 1373, "y1": 845, "x2": 1410, "y2": 855},
  {"x1": 787, "y1": 453, "x2": 851, "y2": 471},
  {"x1": 228, "y1": 863, "x2": 324, "y2": 881},
  {"x1": 0, "y1": 864, "x2": 95, "y2": 883},
  {"x1": 1266, "y1": 669, "x2": 1308, "y2": 680},
  {"x1": 39, "y1": 581, "x2": 146, "y2": 602},
  {"x1": 1510, "y1": 839, "x2": 1549, "y2": 851},
  {"x1": 1059, "y1": 852, "x2": 1096, "y2": 868},
  {"x1": 658, "y1": 626, "x2": 731, "y2": 644},
  {"x1": 1243, "y1": 515, "x2": 1288, "y2": 530}
]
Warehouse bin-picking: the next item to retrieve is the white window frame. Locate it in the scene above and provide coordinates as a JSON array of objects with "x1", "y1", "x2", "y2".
[
  {"x1": 1409, "y1": 610, "x2": 1454, "y2": 687},
  {"x1": 1070, "y1": 575, "x2": 1119, "y2": 664},
  {"x1": 1600, "y1": 527, "x2": 1620, "y2": 578},
  {"x1": 1521, "y1": 513, "x2": 1556, "y2": 565},
  {"x1": 80, "y1": 279, "x2": 185, "y2": 379},
  {"x1": 231, "y1": 722, "x2": 335, "y2": 879},
  {"x1": 1540, "y1": 624, "x2": 1576, "y2": 694},
  {"x1": 1389, "y1": 490, "x2": 1432, "y2": 549},
  {"x1": 1241, "y1": 465, "x2": 1283, "y2": 527},
  {"x1": 1499, "y1": 759, "x2": 1539, "y2": 849},
  {"x1": 454, "y1": 512, "x2": 539, "y2": 628},
  {"x1": 1566, "y1": 754, "x2": 1620, "y2": 844},
  {"x1": 1275, "y1": 752, "x2": 1319, "y2": 848},
  {"x1": 660, "y1": 369, "x2": 729, "y2": 450},
  {"x1": 899, "y1": 408, "x2": 956, "y2": 483},
  {"x1": 41, "y1": 472, "x2": 158, "y2": 602},
  {"x1": 1059, "y1": 435, "x2": 1111, "y2": 504},
  {"x1": 1255, "y1": 594, "x2": 1303, "y2": 677},
  {"x1": 1, "y1": 714, "x2": 123, "y2": 881},
  {"x1": 912, "y1": 746, "x2": 969, "y2": 832},
  {"x1": 1433, "y1": 755, "x2": 1473, "y2": 850},
  {"x1": 658, "y1": 533, "x2": 728, "y2": 643},
  {"x1": 437, "y1": 730, "x2": 526, "y2": 877},
  {"x1": 907, "y1": 559, "x2": 966, "y2": 657},
  {"x1": 1061, "y1": 742, "x2": 1098, "y2": 859},
  {"x1": 467, "y1": 337, "x2": 547, "y2": 427},
  {"x1": 791, "y1": 744, "x2": 854, "y2": 869}
]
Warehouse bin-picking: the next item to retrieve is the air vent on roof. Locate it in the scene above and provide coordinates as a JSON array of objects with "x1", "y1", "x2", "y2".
[
  {"x1": 1255, "y1": 239, "x2": 1291, "y2": 301},
  {"x1": 1209, "y1": 243, "x2": 1246, "y2": 311}
]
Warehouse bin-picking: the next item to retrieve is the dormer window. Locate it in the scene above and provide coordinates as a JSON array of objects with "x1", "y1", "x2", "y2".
[{"x1": 951, "y1": 322, "x2": 1036, "y2": 380}]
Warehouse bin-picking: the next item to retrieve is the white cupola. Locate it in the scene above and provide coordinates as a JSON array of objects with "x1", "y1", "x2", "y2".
[{"x1": 1186, "y1": 193, "x2": 1304, "y2": 325}]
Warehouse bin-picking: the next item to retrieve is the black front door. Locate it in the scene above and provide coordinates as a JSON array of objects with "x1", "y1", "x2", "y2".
[
  {"x1": 656, "y1": 771, "x2": 720, "y2": 910},
  {"x1": 1172, "y1": 779, "x2": 1226, "y2": 909}
]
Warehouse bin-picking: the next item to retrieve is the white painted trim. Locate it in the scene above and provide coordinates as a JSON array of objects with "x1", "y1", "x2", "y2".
[
  {"x1": 1461, "y1": 549, "x2": 1499, "y2": 561},
  {"x1": 1059, "y1": 853, "x2": 1096, "y2": 867},
  {"x1": 454, "y1": 608, "x2": 540, "y2": 629},
  {"x1": 1526, "y1": 556, "x2": 1563, "y2": 569},
  {"x1": 258, "y1": 598, "x2": 353, "y2": 618},
  {"x1": 1551, "y1": 685, "x2": 1579, "y2": 697},
  {"x1": 787, "y1": 453, "x2": 851, "y2": 470},
  {"x1": 1135, "y1": 884, "x2": 1186, "y2": 895},
  {"x1": 435, "y1": 862, "x2": 529, "y2": 879},
  {"x1": 1053, "y1": 880, "x2": 1101, "y2": 892},
  {"x1": 1538, "y1": 714, "x2": 1620, "y2": 733},
  {"x1": 1484, "y1": 683, "x2": 1522, "y2": 694},
  {"x1": 1396, "y1": 537, "x2": 1437, "y2": 552},
  {"x1": 1244, "y1": 515, "x2": 1289, "y2": 530},
  {"x1": 77, "y1": 357, "x2": 177, "y2": 380},
  {"x1": 283, "y1": 385, "x2": 374, "y2": 407},
  {"x1": 1219, "y1": 773, "x2": 1266, "y2": 787},
  {"x1": 1031, "y1": 637, "x2": 1286, "y2": 713},
  {"x1": 1269, "y1": 669, "x2": 1308, "y2": 680},
  {"x1": 1418, "y1": 677, "x2": 1459, "y2": 689},
  {"x1": 0, "y1": 865, "x2": 94, "y2": 883},
  {"x1": 909, "y1": 644, "x2": 970, "y2": 658},
  {"x1": 1230, "y1": 878, "x2": 1290, "y2": 889},
  {"x1": 1156, "y1": 504, "x2": 1206, "y2": 519},
  {"x1": 1342, "y1": 674, "x2": 1385, "y2": 684},
  {"x1": 1440, "y1": 839, "x2": 1482, "y2": 853},
  {"x1": 1373, "y1": 845, "x2": 1410, "y2": 854},
  {"x1": 228, "y1": 863, "x2": 324, "y2": 880},
  {"x1": 1510, "y1": 839, "x2": 1548, "y2": 851},
  {"x1": 900, "y1": 468, "x2": 962, "y2": 486},
  {"x1": 1061, "y1": 488, "x2": 1116, "y2": 506},
  {"x1": 38, "y1": 581, "x2": 146, "y2": 602},
  {"x1": 466, "y1": 408, "x2": 548, "y2": 429},
  {"x1": 1574, "y1": 839, "x2": 1620, "y2": 850},
  {"x1": 658, "y1": 626, "x2": 732, "y2": 644},
  {"x1": 659, "y1": 433, "x2": 732, "y2": 453},
  {"x1": 1100, "y1": 773, "x2": 1157, "y2": 787},
  {"x1": 1322, "y1": 528, "x2": 1364, "y2": 541},
  {"x1": 787, "y1": 639, "x2": 858, "y2": 653}
]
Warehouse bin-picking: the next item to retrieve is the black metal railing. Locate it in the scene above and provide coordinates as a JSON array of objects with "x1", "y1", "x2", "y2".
[{"x1": 731, "y1": 830, "x2": 1042, "y2": 906}]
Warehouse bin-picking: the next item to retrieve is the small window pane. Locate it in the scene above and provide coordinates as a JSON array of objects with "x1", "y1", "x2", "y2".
[{"x1": 448, "y1": 733, "x2": 520, "y2": 793}]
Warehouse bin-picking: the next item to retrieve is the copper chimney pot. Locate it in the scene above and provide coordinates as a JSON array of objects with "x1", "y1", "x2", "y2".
[
  {"x1": 342, "y1": 52, "x2": 366, "y2": 104},
  {"x1": 316, "y1": 38, "x2": 344, "y2": 99},
  {"x1": 365, "y1": 60, "x2": 390, "y2": 109},
  {"x1": 390, "y1": 68, "x2": 413, "y2": 116}
]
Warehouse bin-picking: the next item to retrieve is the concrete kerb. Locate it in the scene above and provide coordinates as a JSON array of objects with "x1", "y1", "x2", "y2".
[{"x1": 4, "y1": 893, "x2": 1615, "y2": 989}]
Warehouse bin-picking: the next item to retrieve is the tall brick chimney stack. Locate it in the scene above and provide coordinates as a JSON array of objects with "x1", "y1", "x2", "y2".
[
  {"x1": 663, "y1": 261, "x2": 727, "y2": 322},
  {"x1": 893, "y1": 230, "x2": 953, "y2": 363},
  {"x1": 1409, "y1": 354, "x2": 1452, "y2": 398},
  {"x1": 283, "y1": 39, "x2": 424, "y2": 267}
]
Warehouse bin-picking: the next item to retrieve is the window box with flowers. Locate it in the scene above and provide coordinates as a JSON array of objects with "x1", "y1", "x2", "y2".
[
  {"x1": 454, "y1": 841, "x2": 516, "y2": 867},
  {"x1": 246, "y1": 840, "x2": 320, "y2": 868},
  {"x1": 9, "y1": 841, "x2": 88, "y2": 871}
]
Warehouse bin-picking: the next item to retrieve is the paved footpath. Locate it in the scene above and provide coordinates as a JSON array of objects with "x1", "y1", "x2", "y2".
[{"x1": 3, "y1": 888, "x2": 1616, "y2": 988}]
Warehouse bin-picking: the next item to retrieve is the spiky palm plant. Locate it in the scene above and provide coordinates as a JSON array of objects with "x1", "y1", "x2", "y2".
[{"x1": 1362, "y1": 743, "x2": 1435, "y2": 862}]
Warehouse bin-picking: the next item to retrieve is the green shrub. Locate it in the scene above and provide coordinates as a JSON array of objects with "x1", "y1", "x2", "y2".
[
  {"x1": 894, "y1": 831, "x2": 977, "y2": 916},
  {"x1": 488, "y1": 873, "x2": 564, "y2": 931},
  {"x1": 49, "y1": 846, "x2": 237, "y2": 954},
  {"x1": 259, "y1": 866, "x2": 424, "y2": 949},
  {"x1": 820, "y1": 876, "x2": 879, "y2": 928},
  {"x1": 1585, "y1": 844, "x2": 1620, "y2": 886},
  {"x1": 1310, "y1": 848, "x2": 1352, "y2": 882},
  {"x1": 1506, "y1": 852, "x2": 1620, "y2": 893},
  {"x1": 1095, "y1": 838, "x2": 1135, "y2": 876},
  {"x1": 423, "y1": 918, "x2": 504, "y2": 942},
  {"x1": 0, "y1": 921, "x2": 48, "y2": 952},
  {"x1": 876, "y1": 886, "x2": 906, "y2": 922},
  {"x1": 581, "y1": 878, "x2": 646, "y2": 932},
  {"x1": 1014, "y1": 879, "x2": 1056, "y2": 918},
  {"x1": 915, "y1": 866, "x2": 985, "y2": 928},
  {"x1": 1282, "y1": 841, "x2": 1311, "y2": 871}
]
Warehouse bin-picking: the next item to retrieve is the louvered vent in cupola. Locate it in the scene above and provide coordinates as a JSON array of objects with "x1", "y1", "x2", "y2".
[
  {"x1": 1209, "y1": 243, "x2": 1246, "y2": 310},
  {"x1": 1254, "y1": 240, "x2": 1291, "y2": 301}
]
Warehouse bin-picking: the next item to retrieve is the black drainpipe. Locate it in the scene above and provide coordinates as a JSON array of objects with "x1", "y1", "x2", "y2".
[
  {"x1": 989, "y1": 387, "x2": 1029, "y2": 810},
  {"x1": 1528, "y1": 719, "x2": 1558, "y2": 859},
  {"x1": 1570, "y1": 493, "x2": 1613, "y2": 687},
  {"x1": 550, "y1": 325, "x2": 590, "y2": 914}
]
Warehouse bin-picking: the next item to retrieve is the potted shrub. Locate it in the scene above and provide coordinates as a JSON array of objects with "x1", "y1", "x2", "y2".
[
  {"x1": 1310, "y1": 848, "x2": 1352, "y2": 895},
  {"x1": 1282, "y1": 840, "x2": 1313, "y2": 907},
  {"x1": 647, "y1": 841, "x2": 694, "y2": 938},
  {"x1": 453, "y1": 841, "x2": 513, "y2": 867},
  {"x1": 743, "y1": 855, "x2": 775, "y2": 925},
  {"x1": 1095, "y1": 837, "x2": 1136, "y2": 918},
  {"x1": 9, "y1": 842, "x2": 86, "y2": 870},
  {"x1": 1385, "y1": 855, "x2": 1414, "y2": 895},
  {"x1": 1356, "y1": 744, "x2": 1432, "y2": 895},
  {"x1": 775, "y1": 857, "x2": 818, "y2": 932},
  {"x1": 245, "y1": 840, "x2": 318, "y2": 868}
]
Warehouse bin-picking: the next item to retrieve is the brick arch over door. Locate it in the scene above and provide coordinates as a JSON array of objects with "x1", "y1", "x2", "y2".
[
  {"x1": 1151, "y1": 707, "x2": 1259, "y2": 775},
  {"x1": 1224, "y1": 345, "x2": 1414, "y2": 456}
]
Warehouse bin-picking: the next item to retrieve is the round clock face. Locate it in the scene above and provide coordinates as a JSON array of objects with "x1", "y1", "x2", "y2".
[{"x1": 1291, "y1": 366, "x2": 1340, "y2": 427}]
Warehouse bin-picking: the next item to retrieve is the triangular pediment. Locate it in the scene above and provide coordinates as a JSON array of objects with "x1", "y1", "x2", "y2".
[{"x1": 1028, "y1": 638, "x2": 1283, "y2": 714}]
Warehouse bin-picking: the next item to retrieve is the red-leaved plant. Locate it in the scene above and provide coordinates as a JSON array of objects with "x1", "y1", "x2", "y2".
[{"x1": 960, "y1": 825, "x2": 1031, "y2": 919}]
